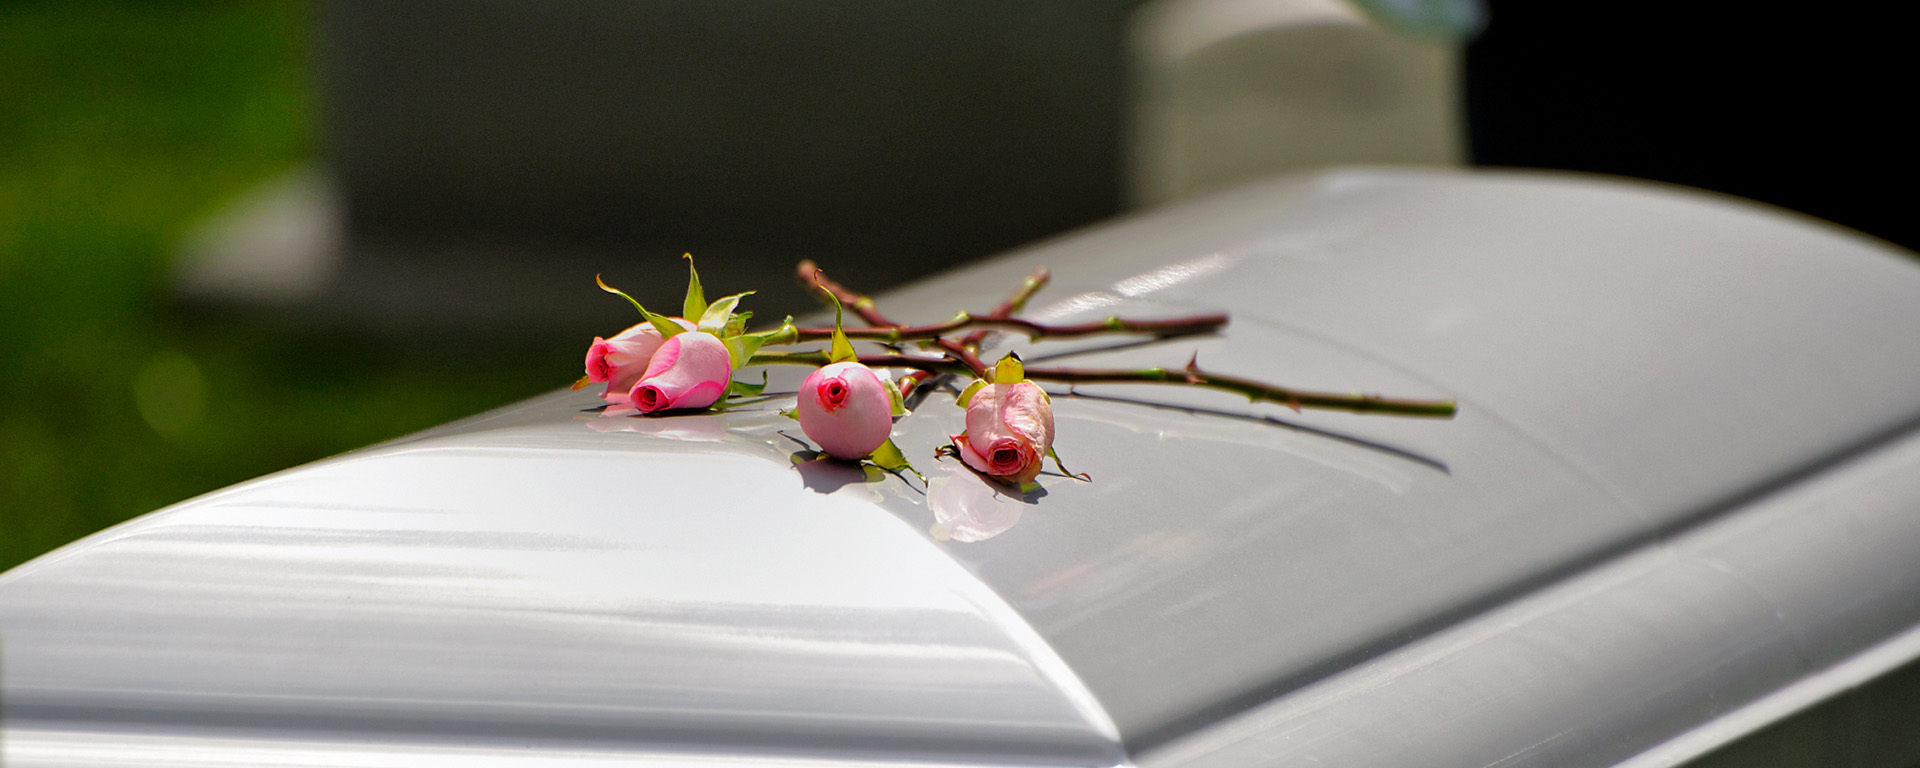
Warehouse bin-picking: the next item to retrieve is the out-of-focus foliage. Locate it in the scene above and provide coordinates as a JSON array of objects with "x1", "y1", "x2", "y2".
[{"x1": 0, "y1": 2, "x2": 562, "y2": 572}]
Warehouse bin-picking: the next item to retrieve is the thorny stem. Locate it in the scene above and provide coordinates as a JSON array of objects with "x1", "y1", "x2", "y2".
[
  {"x1": 789, "y1": 312, "x2": 1226, "y2": 344},
  {"x1": 784, "y1": 260, "x2": 1454, "y2": 418},
  {"x1": 970, "y1": 267, "x2": 1050, "y2": 345},
  {"x1": 748, "y1": 351, "x2": 1457, "y2": 418},
  {"x1": 797, "y1": 260, "x2": 990, "y2": 376},
  {"x1": 906, "y1": 267, "x2": 1049, "y2": 395},
  {"x1": 1036, "y1": 357, "x2": 1457, "y2": 418},
  {"x1": 797, "y1": 260, "x2": 896, "y2": 329},
  {"x1": 751, "y1": 350, "x2": 971, "y2": 376}
]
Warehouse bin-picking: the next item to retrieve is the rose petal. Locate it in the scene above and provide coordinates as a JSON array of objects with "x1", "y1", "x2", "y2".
[
  {"x1": 631, "y1": 331, "x2": 733, "y2": 413},
  {"x1": 954, "y1": 382, "x2": 1051, "y2": 484},
  {"x1": 584, "y1": 318, "x2": 696, "y2": 401}
]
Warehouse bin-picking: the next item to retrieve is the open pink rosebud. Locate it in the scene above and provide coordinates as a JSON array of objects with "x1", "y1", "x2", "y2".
[
  {"x1": 797, "y1": 361, "x2": 896, "y2": 460},
  {"x1": 951, "y1": 380, "x2": 1053, "y2": 485},
  {"x1": 585, "y1": 318, "x2": 695, "y2": 403},
  {"x1": 628, "y1": 330, "x2": 733, "y2": 414}
]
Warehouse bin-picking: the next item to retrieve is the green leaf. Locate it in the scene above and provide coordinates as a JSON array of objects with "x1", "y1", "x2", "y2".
[
  {"x1": 735, "y1": 320, "x2": 797, "y2": 367},
  {"x1": 824, "y1": 291, "x2": 857, "y2": 364},
  {"x1": 992, "y1": 353, "x2": 1024, "y2": 384},
  {"x1": 596, "y1": 274, "x2": 647, "y2": 315},
  {"x1": 779, "y1": 408, "x2": 799, "y2": 421},
  {"x1": 956, "y1": 379, "x2": 987, "y2": 408},
  {"x1": 597, "y1": 275, "x2": 684, "y2": 339},
  {"x1": 1047, "y1": 446, "x2": 1091, "y2": 482},
  {"x1": 709, "y1": 373, "x2": 771, "y2": 412},
  {"x1": 648, "y1": 312, "x2": 685, "y2": 340},
  {"x1": 698, "y1": 291, "x2": 754, "y2": 334},
  {"x1": 682, "y1": 253, "x2": 707, "y2": 320},
  {"x1": 725, "y1": 333, "x2": 767, "y2": 370},
  {"x1": 725, "y1": 312, "x2": 751, "y2": 337},
  {"x1": 885, "y1": 375, "x2": 908, "y2": 416},
  {"x1": 726, "y1": 372, "x2": 769, "y2": 398},
  {"x1": 868, "y1": 438, "x2": 924, "y2": 482}
]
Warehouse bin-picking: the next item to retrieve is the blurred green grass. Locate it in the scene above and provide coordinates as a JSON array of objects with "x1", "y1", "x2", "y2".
[{"x1": 1, "y1": 2, "x2": 564, "y2": 572}]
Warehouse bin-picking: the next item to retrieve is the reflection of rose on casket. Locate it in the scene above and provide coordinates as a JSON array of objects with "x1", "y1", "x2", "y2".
[
  {"x1": 927, "y1": 463, "x2": 1027, "y2": 543},
  {"x1": 582, "y1": 412, "x2": 728, "y2": 442}
]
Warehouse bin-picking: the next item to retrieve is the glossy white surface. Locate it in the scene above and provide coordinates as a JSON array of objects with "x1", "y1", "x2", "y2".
[
  {"x1": 0, "y1": 407, "x2": 1120, "y2": 766},
  {"x1": 6, "y1": 169, "x2": 1920, "y2": 766},
  {"x1": 1141, "y1": 427, "x2": 1920, "y2": 768},
  {"x1": 869, "y1": 169, "x2": 1920, "y2": 747}
]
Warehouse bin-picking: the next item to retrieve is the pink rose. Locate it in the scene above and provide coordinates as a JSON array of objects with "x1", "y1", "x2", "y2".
[
  {"x1": 951, "y1": 380, "x2": 1053, "y2": 485},
  {"x1": 797, "y1": 361, "x2": 895, "y2": 460},
  {"x1": 585, "y1": 318, "x2": 695, "y2": 403},
  {"x1": 628, "y1": 331, "x2": 733, "y2": 414}
]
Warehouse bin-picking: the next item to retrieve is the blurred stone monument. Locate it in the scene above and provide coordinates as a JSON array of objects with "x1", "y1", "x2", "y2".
[{"x1": 176, "y1": 0, "x2": 1474, "y2": 343}]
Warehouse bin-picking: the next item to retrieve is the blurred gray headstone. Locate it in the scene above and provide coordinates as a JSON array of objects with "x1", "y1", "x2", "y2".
[
  {"x1": 180, "y1": 1, "x2": 1144, "y2": 342},
  {"x1": 177, "y1": 0, "x2": 1470, "y2": 345}
]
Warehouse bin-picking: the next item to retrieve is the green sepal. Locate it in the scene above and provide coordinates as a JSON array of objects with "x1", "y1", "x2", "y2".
[
  {"x1": 779, "y1": 408, "x2": 799, "y2": 421},
  {"x1": 736, "y1": 319, "x2": 798, "y2": 367},
  {"x1": 698, "y1": 291, "x2": 754, "y2": 334},
  {"x1": 681, "y1": 253, "x2": 707, "y2": 321},
  {"x1": 824, "y1": 291, "x2": 857, "y2": 364},
  {"x1": 648, "y1": 312, "x2": 685, "y2": 340},
  {"x1": 1047, "y1": 446, "x2": 1091, "y2": 482},
  {"x1": 597, "y1": 275, "x2": 684, "y2": 339},
  {"x1": 744, "y1": 319, "x2": 797, "y2": 345},
  {"x1": 885, "y1": 376, "x2": 908, "y2": 417},
  {"x1": 708, "y1": 372, "x2": 771, "y2": 412},
  {"x1": 868, "y1": 438, "x2": 924, "y2": 482},
  {"x1": 725, "y1": 333, "x2": 767, "y2": 370},
  {"x1": 992, "y1": 353, "x2": 1024, "y2": 384},
  {"x1": 956, "y1": 379, "x2": 987, "y2": 408},
  {"x1": 727, "y1": 372, "x2": 768, "y2": 398}
]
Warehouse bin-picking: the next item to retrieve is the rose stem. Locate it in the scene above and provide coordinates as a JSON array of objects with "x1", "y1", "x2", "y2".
[
  {"x1": 796, "y1": 260, "x2": 990, "y2": 377},
  {"x1": 750, "y1": 350, "x2": 972, "y2": 376},
  {"x1": 1033, "y1": 360, "x2": 1458, "y2": 418},
  {"x1": 784, "y1": 261, "x2": 1451, "y2": 417},
  {"x1": 790, "y1": 312, "x2": 1227, "y2": 344},
  {"x1": 904, "y1": 267, "x2": 1049, "y2": 396},
  {"x1": 966, "y1": 267, "x2": 1049, "y2": 349},
  {"x1": 749, "y1": 351, "x2": 1457, "y2": 418}
]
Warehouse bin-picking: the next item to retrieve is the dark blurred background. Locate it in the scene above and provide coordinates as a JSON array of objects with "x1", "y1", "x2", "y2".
[
  {"x1": 2, "y1": 0, "x2": 1911, "y2": 572},
  {"x1": 1466, "y1": 4, "x2": 1913, "y2": 256}
]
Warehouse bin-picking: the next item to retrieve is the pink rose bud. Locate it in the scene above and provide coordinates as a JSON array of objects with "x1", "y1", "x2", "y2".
[
  {"x1": 628, "y1": 331, "x2": 733, "y2": 414},
  {"x1": 584, "y1": 318, "x2": 695, "y2": 403},
  {"x1": 797, "y1": 361, "x2": 895, "y2": 460},
  {"x1": 952, "y1": 380, "x2": 1053, "y2": 485}
]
